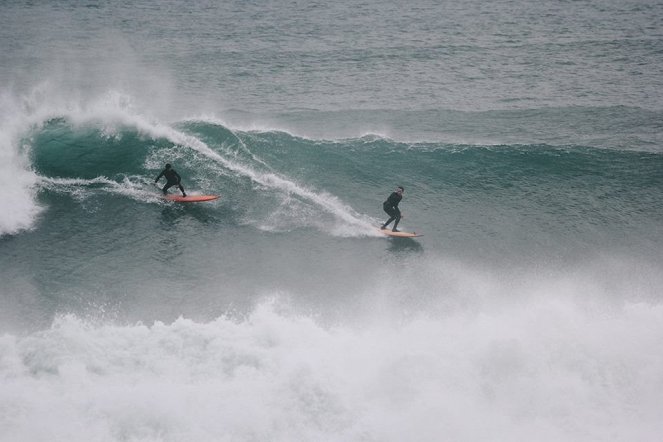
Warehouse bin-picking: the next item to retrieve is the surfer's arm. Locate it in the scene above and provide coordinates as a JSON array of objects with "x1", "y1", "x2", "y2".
[{"x1": 155, "y1": 171, "x2": 164, "y2": 183}]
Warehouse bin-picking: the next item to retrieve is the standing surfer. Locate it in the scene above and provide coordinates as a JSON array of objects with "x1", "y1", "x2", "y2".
[
  {"x1": 155, "y1": 163, "x2": 187, "y2": 197},
  {"x1": 381, "y1": 186, "x2": 404, "y2": 232}
]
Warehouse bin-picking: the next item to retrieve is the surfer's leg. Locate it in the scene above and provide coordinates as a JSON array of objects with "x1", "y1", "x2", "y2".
[
  {"x1": 382, "y1": 207, "x2": 396, "y2": 229},
  {"x1": 163, "y1": 180, "x2": 178, "y2": 194},
  {"x1": 391, "y1": 209, "x2": 401, "y2": 231},
  {"x1": 178, "y1": 184, "x2": 186, "y2": 197}
]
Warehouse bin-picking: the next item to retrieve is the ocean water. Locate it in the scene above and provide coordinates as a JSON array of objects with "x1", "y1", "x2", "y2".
[{"x1": 1, "y1": 0, "x2": 663, "y2": 440}]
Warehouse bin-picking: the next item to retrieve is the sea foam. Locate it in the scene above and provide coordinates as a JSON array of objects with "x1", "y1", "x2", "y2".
[{"x1": 1, "y1": 291, "x2": 662, "y2": 442}]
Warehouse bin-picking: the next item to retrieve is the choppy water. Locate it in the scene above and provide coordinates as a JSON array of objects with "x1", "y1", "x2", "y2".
[{"x1": 1, "y1": 1, "x2": 663, "y2": 441}]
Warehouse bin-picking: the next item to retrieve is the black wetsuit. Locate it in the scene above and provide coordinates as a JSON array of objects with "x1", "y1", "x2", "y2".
[
  {"x1": 155, "y1": 168, "x2": 186, "y2": 196},
  {"x1": 381, "y1": 191, "x2": 402, "y2": 230}
]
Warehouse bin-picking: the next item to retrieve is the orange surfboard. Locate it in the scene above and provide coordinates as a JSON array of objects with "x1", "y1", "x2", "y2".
[
  {"x1": 165, "y1": 194, "x2": 219, "y2": 203},
  {"x1": 379, "y1": 228, "x2": 422, "y2": 238}
]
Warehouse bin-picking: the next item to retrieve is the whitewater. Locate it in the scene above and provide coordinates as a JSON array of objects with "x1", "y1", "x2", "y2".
[{"x1": 1, "y1": 0, "x2": 663, "y2": 441}]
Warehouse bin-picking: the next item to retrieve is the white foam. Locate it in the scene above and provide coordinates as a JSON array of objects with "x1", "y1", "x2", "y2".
[
  {"x1": 0, "y1": 91, "x2": 43, "y2": 236},
  {"x1": 1, "y1": 288, "x2": 662, "y2": 442},
  {"x1": 38, "y1": 175, "x2": 166, "y2": 204}
]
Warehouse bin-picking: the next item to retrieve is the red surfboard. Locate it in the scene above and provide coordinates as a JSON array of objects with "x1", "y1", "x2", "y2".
[{"x1": 165, "y1": 194, "x2": 219, "y2": 203}]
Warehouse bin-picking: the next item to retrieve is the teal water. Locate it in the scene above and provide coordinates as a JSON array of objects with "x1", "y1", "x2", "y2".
[{"x1": 1, "y1": 1, "x2": 663, "y2": 441}]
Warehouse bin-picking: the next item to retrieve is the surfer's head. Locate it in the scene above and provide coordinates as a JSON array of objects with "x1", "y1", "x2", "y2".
[
  {"x1": 165, "y1": 163, "x2": 171, "y2": 169},
  {"x1": 396, "y1": 186, "x2": 404, "y2": 193}
]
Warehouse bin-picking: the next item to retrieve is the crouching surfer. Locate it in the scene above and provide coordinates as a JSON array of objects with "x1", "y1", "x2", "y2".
[
  {"x1": 381, "y1": 186, "x2": 404, "y2": 232},
  {"x1": 155, "y1": 163, "x2": 187, "y2": 197}
]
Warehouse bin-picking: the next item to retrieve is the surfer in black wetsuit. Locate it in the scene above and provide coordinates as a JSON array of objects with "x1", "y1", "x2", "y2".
[
  {"x1": 155, "y1": 163, "x2": 187, "y2": 197},
  {"x1": 381, "y1": 186, "x2": 404, "y2": 232}
]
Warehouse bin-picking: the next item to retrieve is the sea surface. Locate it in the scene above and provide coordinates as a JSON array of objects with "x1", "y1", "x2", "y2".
[{"x1": 1, "y1": 1, "x2": 663, "y2": 441}]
